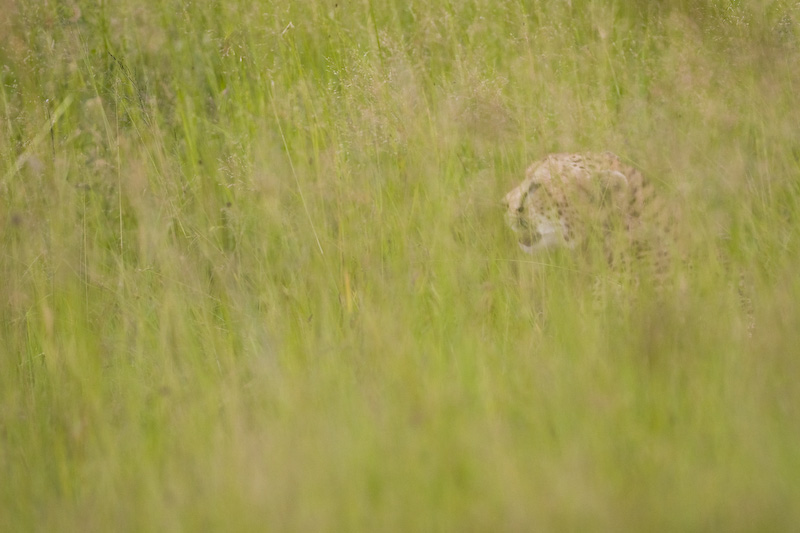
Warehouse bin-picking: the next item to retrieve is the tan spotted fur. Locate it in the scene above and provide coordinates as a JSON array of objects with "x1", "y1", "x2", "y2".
[{"x1": 503, "y1": 152, "x2": 669, "y2": 275}]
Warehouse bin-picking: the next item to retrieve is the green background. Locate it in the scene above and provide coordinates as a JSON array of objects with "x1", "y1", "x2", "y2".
[{"x1": 2, "y1": 1, "x2": 799, "y2": 530}]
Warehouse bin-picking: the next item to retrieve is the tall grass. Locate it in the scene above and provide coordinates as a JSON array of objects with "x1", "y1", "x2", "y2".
[{"x1": 2, "y1": 0, "x2": 800, "y2": 530}]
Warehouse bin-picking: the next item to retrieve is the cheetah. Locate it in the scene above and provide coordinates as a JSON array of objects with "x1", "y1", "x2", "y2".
[
  {"x1": 504, "y1": 152, "x2": 755, "y2": 332},
  {"x1": 503, "y1": 152, "x2": 670, "y2": 278}
]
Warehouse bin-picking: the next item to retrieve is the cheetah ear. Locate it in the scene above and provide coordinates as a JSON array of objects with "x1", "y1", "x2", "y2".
[
  {"x1": 597, "y1": 169, "x2": 629, "y2": 188},
  {"x1": 594, "y1": 170, "x2": 629, "y2": 207}
]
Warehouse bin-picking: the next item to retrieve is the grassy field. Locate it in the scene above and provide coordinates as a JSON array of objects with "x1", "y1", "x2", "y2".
[{"x1": 2, "y1": 0, "x2": 800, "y2": 530}]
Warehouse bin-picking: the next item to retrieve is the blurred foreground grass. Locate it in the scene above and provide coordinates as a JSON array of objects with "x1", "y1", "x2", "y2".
[{"x1": 2, "y1": 0, "x2": 800, "y2": 530}]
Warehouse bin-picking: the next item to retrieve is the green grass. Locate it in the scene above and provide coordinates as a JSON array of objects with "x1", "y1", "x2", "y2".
[{"x1": 2, "y1": 0, "x2": 800, "y2": 530}]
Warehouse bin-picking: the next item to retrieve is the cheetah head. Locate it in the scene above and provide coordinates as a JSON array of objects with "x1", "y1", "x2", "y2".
[{"x1": 502, "y1": 180, "x2": 572, "y2": 254}]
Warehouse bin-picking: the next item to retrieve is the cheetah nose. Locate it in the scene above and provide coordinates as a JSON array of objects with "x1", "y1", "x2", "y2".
[{"x1": 518, "y1": 232, "x2": 536, "y2": 247}]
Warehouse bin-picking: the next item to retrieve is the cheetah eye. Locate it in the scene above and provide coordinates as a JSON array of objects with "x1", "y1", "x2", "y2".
[{"x1": 518, "y1": 182, "x2": 541, "y2": 209}]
